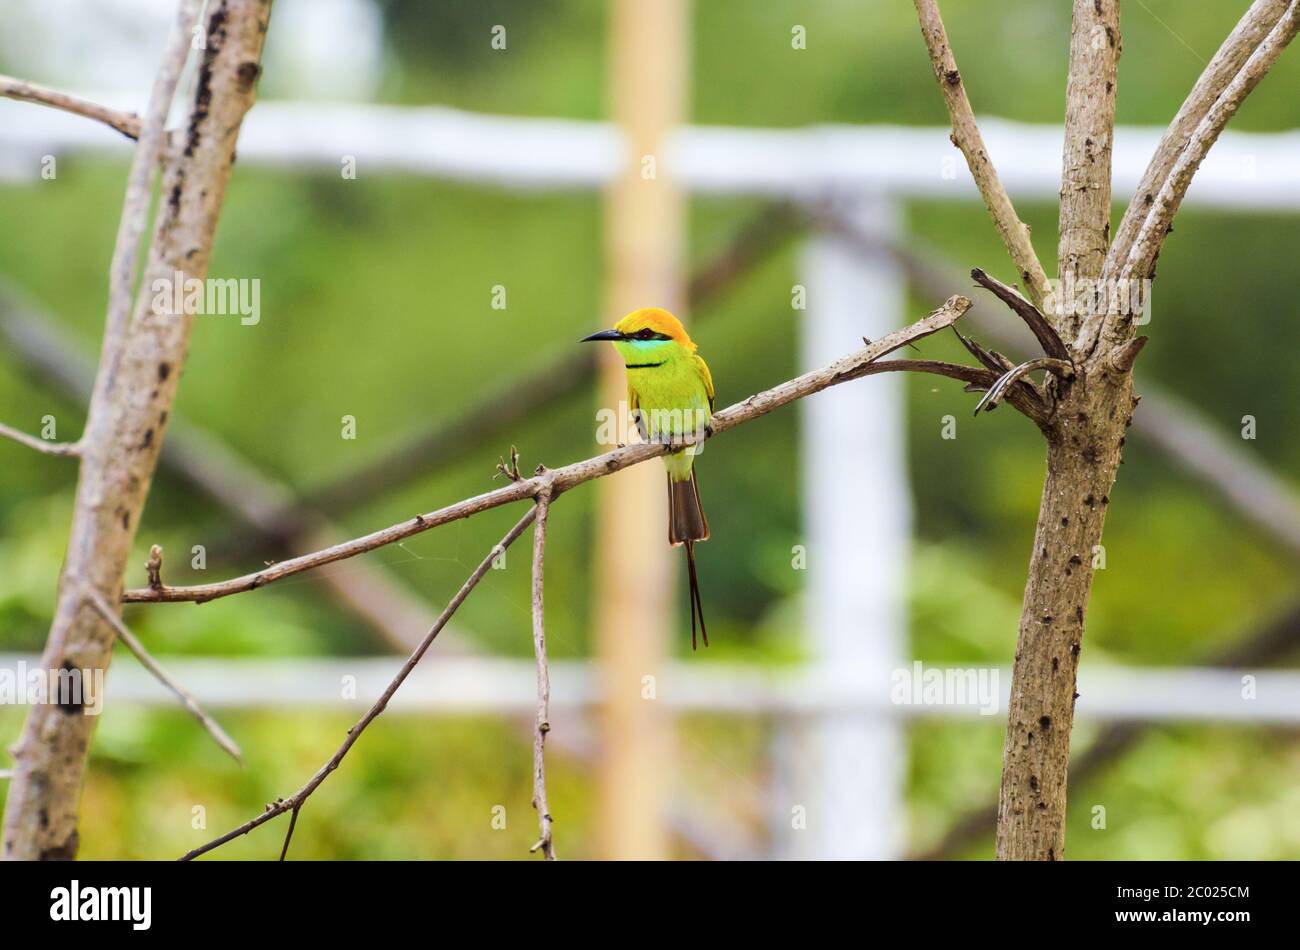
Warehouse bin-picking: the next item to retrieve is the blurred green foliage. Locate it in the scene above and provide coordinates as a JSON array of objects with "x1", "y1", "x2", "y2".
[{"x1": 1, "y1": 0, "x2": 1299, "y2": 859}]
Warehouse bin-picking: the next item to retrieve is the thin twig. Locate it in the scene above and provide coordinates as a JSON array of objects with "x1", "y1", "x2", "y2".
[
  {"x1": 529, "y1": 483, "x2": 556, "y2": 860},
  {"x1": 0, "y1": 287, "x2": 757, "y2": 861},
  {"x1": 126, "y1": 297, "x2": 973, "y2": 605},
  {"x1": 911, "y1": 0, "x2": 1053, "y2": 310},
  {"x1": 83, "y1": 586, "x2": 242, "y2": 764},
  {"x1": 973, "y1": 359, "x2": 1073, "y2": 415},
  {"x1": 278, "y1": 805, "x2": 301, "y2": 862},
  {"x1": 0, "y1": 422, "x2": 80, "y2": 457},
  {"x1": 969, "y1": 268, "x2": 1070, "y2": 362},
  {"x1": 180, "y1": 508, "x2": 538, "y2": 860},
  {"x1": 0, "y1": 73, "x2": 142, "y2": 140},
  {"x1": 952, "y1": 325, "x2": 1016, "y2": 374},
  {"x1": 495, "y1": 445, "x2": 523, "y2": 482},
  {"x1": 849, "y1": 358, "x2": 1050, "y2": 424}
]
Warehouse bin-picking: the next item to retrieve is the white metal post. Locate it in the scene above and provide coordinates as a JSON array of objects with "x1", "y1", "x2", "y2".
[{"x1": 776, "y1": 192, "x2": 908, "y2": 859}]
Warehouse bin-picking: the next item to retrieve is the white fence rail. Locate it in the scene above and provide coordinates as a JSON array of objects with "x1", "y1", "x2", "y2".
[
  {"x1": 3, "y1": 100, "x2": 1300, "y2": 206},
  {"x1": 1, "y1": 655, "x2": 1292, "y2": 724}
]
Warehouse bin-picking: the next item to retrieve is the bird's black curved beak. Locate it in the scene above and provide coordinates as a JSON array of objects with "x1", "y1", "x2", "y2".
[{"x1": 580, "y1": 329, "x2": 625, "y2": 342}]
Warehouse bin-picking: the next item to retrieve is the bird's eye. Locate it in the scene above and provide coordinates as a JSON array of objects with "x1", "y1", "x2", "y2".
[{"x1": 637, "y1": 328, "x2": 655, "y2": 340}]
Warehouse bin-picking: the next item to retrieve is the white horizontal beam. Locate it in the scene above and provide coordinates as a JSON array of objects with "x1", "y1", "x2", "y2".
[
  {"x1": 1, "y1": 654, "x2": 1291, "y2": 723},
  {"x1": 2, "y1": 99, "x2": 1298, "y2": 207}
]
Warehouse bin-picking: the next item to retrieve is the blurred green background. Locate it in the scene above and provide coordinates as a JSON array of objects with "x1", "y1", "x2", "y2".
[{"x1": 2, "y1": 0, "x2": 1299, "y2": 859}]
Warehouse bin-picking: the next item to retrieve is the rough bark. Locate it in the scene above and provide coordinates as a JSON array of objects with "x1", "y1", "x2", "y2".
[
  {"x1": 993, "y1": 0, "x2": 1123, "y2": 862},
  {"x1": 2, "y1": 0, "x2": 272, "y2": 860},
  {"x1": 1055, "y1": 0, "x2": 1120, "y2": 341},
  {"x1": 996, "y1": 372, "x2": 1132, "y2": 860}
]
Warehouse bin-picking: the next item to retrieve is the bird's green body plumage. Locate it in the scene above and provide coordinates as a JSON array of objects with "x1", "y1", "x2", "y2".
[
  {"x1": 613, "y1": 337, "x2": 714, "y2": 482},
  {"x1": 582, "y1": 307, "x2": 716, "y2": 649}
]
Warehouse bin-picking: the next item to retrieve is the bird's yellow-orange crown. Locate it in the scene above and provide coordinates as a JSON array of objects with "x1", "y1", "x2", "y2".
[{"x1": 614, "y1": 307, "x2": 696, "y2": 350}]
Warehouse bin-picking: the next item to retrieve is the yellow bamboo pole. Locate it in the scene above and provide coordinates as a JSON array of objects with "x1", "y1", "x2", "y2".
[{"x1": 592, "y1": 0, "x2": 689, "y2": 860}]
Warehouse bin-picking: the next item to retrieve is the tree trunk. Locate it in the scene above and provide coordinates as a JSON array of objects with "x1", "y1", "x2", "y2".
[
  {"x1": 996, "y1": 371, "x2": 1132, "y2": 860},
  {"x1": 2, "y1": 0, "x2": 272, "y2": 860},
  {"x1": 993, "y1": 0, "x2": 1123, "y2": 861}
]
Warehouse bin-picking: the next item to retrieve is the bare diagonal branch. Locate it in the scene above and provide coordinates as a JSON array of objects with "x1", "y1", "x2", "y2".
[
  {"x1": 0, "y1": 73, "x2": 142, "y2": 140},
  {"x1": 1105, "y1": 0, "x2": 1294, "y2": 279},
  {"x1": 83, "y1": 587, "x2": 242, "y2": 763},
  {"x1": 180, "y1": 507, "x2": 539, "y2": 861},
  {"x1": 1117, "y1": 3, "x2": 1299, "y2": 285},
  {"x1": 1081, "y1": 0, "x2": 1300, "y2": 353},
  {"x1": 912, "y1": 0, "x2": 1053, "y2": 310},
  {"x1": 0, "y1": 422, "x2": 80, "y2": 457}
]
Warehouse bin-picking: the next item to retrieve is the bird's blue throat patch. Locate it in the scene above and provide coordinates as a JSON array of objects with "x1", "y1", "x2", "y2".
[{"x1": 616, "y1": 338, "x2": 672, "y2": 368}]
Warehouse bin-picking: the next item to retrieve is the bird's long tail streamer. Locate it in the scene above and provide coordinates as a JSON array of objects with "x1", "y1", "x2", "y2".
[{"x1": 685, "y1": 540, "x2": 709, "y2": 650}]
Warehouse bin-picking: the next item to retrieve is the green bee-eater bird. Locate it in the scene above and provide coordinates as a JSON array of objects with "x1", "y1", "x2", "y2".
[{"x1": 582, "y1": 307, "x2": 715, "y2": 649}]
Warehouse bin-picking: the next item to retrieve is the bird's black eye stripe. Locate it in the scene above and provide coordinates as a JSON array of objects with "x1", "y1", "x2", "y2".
[{"x1": 631, "y1": 329, "x2": 673, "y2": 341}]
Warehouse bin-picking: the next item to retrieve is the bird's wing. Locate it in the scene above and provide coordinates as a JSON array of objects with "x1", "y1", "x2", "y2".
[
  {"x1": 628, "y1": 382, "x2": 650, "y2": 442},
  {"x1": 693, "y1": 354, "x2": 716, "y2": 413}
]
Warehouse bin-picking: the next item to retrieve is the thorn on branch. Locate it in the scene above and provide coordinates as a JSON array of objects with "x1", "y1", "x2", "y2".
[
  {"x1": 83, "y1": 586, "x2": 243, "y2": 764},
  {"x1": 1109, "y1": 335, "x2": 1148, "y2": 374},
  {"x1": 865, "y1": 335, "x2": 920, "y2": 352}
]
